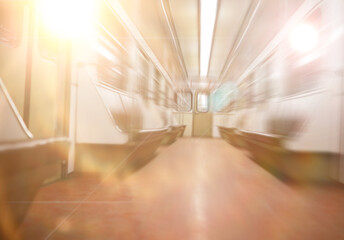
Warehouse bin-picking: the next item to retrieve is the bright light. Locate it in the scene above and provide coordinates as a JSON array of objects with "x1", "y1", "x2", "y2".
[
  {"x1": 200, "y1": 0, "x2": 218, "y2": 77},
  {"x1": 290, "y1": 23, "x2": 319, "y2": 53},
  {"x1": 96, "y1": 44, "x2": 116, "y2": 62},
  {"x1": 40, "y1": 0, "x2": 95, "y2": 38}
]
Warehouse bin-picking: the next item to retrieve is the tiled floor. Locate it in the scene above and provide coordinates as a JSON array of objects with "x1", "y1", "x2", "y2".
[{"x1": 14, "y1": 138, "x2": 344, "y2": 240}]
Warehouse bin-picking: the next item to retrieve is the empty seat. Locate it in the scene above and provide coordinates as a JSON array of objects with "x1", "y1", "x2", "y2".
[
  {"x1": 0, "y1": 78, "x2": 69, "y2": 237},
  {"x1": 74, "y1": 67, "x2": 169, "y2": 173}
]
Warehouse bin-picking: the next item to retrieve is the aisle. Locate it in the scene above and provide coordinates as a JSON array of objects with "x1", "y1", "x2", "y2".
[{"x1": 16, "y1": 138, "x2": 344, "y2": 240}]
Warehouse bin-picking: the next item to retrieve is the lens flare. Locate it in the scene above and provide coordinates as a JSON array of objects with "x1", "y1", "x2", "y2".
[
  {"x1": 290, "y1": 23, "x2": 319, "y2": 53},
  {"x1": 40, "y1": 0, "x2": 95, "y2": 38}
]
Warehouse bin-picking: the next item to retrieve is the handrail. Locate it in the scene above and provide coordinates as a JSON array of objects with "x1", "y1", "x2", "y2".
[
  {"x1": 160, "y1": 0, "x2": 189, "y2": 83},
  {"x1": 236, "y1": 0, "x2": 324, "y2": 85},
  {"x1": 81, "y1": 65, "x2": 172, "y2": 134},
  {"x1": 78, "y1": 62, "x2": 135, "y2": 98},
  {"x1": 97, "y1": 20, "x2": 130, "y2": 55},
  {"x1": 82, "y1": 66, "x2": 128, "y2": 134},
  {"x1": 96, "y1": 81, "x2": 134, "y2": 99},
  {"x1": 217, "y1": 126, "x2": 284, "y2": 142},
  {"x1": 239, "y1": 129, "x2": 283, "y2": 139},
  {"x1": 138, "y1": 127, "x2": 169, "y2": 133},
  {"x1": 104, "y1": 0, "x2": 174, "y2": 87},
  {"x1": 0, "y1": 77, "x2": 33, "y2": 139},
  {"x1": 217, "y1": 0, "x2": 262, "y2": 87}
]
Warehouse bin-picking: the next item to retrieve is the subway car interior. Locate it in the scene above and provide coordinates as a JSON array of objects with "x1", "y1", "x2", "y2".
[{"x1": 1, "y1": 0, "x2": 344, "y2": 239}]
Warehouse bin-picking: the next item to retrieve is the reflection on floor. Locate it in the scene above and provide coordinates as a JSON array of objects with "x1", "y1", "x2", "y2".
[{"x1": 15, "y1": 138, "x2": 344, "y2": 240}]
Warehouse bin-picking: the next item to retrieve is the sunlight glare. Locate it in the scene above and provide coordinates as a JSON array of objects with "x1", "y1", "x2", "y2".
[
  {"x1": 40, "y1": 0, "x2": 95, "y2": 38},
  {"x1": 290, "y1": 23, "x2": 319, "y2": 53}
]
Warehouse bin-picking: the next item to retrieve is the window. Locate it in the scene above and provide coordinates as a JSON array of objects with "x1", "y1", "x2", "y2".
[
  {"x1": 176, "y1": 91, "x2": 192, "y2": 112},
  {"x1": 0, "y1": 2, "x2": 24, "y2": 47},
  {"x1": 96, "y1": 28, "x2": 130, "y2": 91},
  {"x1": 164, "y1": 83, "x2": 170, "y2": 107},
  {"x1": 211, "y1": 82, "x2": 237, "y2": 112},
  {"x1": 284, "y1": 8, "x2": 324, "y2": 96},
  {"x1": 154, "y1": 70, "x2": 161, "y2": 105},
  {"x1": 97, "y1": 40, "x2": 128, "y2": 90},
  {"x1": 138, "y1": 52, "x2": 149, "y2": 100},
  {"x1": 252, "y1": 70, "x2": 266, "y2": 104},
  {"x1": 166, "y1": 88, "x2": 174, "y2": 108},
  {"x1": 197, "y1": 93, "x2": 209, "y2": 112},
  {"x1": 95, "y1": 1, "x2": 132, "y2": 91},
  {"x1": 285, "y1": 57, "x2": 323, "y2": 96},
  {"x1": 159, "y1": 76, "x2": 166, "y2": 106},
  {"x1": 147, "y1": 63, "x2": 155, "y2": 101}
]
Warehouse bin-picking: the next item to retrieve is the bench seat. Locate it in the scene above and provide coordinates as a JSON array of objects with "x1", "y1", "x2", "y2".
[{"x1": 0, "y1": 138, "x2": 69, "y2": 234}]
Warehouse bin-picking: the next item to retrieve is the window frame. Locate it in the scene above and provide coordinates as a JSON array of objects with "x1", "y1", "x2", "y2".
[
  {"x1": 175, "y1": 90, "x2": 192, "y2": 112},
  {"x1": 196, "y1": 92, "x2": 209, "y2": 113},
  {"x1": 0, "y1": 1, "x2": 26, "y2": 48}
]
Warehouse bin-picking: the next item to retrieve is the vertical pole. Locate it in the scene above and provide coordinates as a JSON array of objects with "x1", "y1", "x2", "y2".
[
  {"x1": 23, "y1": 2, "x2": 35, "y2": 126},
  {"x1": 339, "y1": 71, "x2": 344, "y2": 183},
  {"x1": 63, "y1": 40, "x2": 72, "y2": 137},
  {"x1": 61, "y1": 40, "x2": 72, "y2": 177}
]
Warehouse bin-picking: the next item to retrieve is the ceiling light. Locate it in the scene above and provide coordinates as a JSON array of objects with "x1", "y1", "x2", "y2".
[{"x1": 200, "y1": 0, "x2": 218, "y2": 77}]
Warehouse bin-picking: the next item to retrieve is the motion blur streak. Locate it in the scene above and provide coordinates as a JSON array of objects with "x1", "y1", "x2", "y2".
[{"x1": 1, "y1": 0, "x2": 344, "y2": 239}]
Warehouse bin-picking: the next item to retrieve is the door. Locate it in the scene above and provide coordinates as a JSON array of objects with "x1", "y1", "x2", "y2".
[
  {"x1": 193, "y1": 92, "x2": 212, "y2": 137},
  {"x1": 340, "y1": 71, "x2": 344, "y2": 183}
]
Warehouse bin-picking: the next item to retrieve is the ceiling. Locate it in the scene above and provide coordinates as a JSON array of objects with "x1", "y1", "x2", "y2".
[{"x1": 116, "y1": 0, "x2": 306, "y2": 90}]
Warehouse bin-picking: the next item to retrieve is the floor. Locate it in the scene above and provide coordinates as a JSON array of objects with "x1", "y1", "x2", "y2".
[{"x1": 14, "y1": 138, "x2": 344, "y2": 240}]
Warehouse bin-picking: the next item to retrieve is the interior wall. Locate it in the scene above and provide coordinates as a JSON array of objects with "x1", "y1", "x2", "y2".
[
  {"x1": 212, "y1": 113, "x2": 228, "y2": 138},
  {"x1": 173, "y1": 112, "x2": 193, "y2": 137},
  {"x1": 75, "y1": 68, "x2": 128, "y2": 144},
  {"x1": 0, "y1": 81, "x2": 30, "y2": 142}
]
